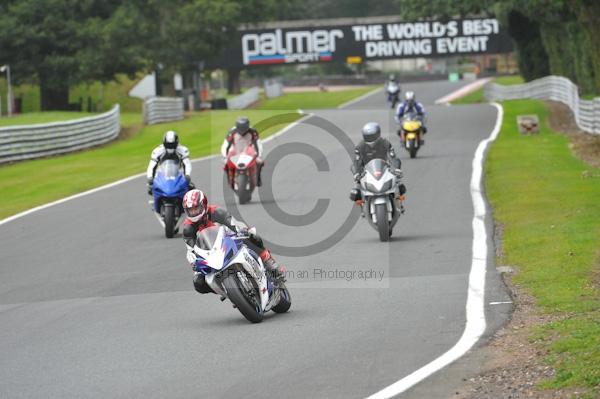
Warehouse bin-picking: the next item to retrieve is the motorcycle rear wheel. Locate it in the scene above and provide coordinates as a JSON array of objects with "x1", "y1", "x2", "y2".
[{"x1": 223, "y1": 270, "x2": 264, "y2": 323}]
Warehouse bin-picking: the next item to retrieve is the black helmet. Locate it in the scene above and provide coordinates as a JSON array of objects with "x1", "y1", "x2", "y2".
[
  {"x1": 235, "y1": 116, "x2": 250, "y2": 134},
  {"x1": 362, "y1": 122, "x2": 381, "y2": 143},
  {"x1": 163, "y1": 130, "x2": 179, "y2": 153}
]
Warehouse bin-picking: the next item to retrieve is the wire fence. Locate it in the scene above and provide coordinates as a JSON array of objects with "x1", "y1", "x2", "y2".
[{"x1": 484, "y1": 75, "x2": 600, "y2": 135}]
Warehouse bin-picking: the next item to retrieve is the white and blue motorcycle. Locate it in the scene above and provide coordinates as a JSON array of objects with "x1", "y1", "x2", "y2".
[{"x1": 192, "y1": 225, "x2": 291, "y2": 323}]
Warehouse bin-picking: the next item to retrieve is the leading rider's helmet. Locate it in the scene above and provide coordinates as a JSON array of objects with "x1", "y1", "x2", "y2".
[
  {"x1": 183, "y1": 189, "x2": 208, "y2": 223},
  {"x1": 163, "y1": 130, "x2": 179, "y2": 154},
  {"x1": 362, "y1": 122, "x2": 381, "y2": 146}
]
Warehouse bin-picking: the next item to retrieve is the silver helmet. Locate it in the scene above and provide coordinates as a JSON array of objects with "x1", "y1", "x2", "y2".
[{"x1": 362, "y1": 122, "x2": 381, "y2": 144}]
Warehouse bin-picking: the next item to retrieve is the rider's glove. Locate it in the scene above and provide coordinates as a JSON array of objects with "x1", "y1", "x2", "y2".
[
  {"x1": 236, "y1": 226, "x2": 250, "y2": 236},
  {"x1": 186, "y1": 249, "x2": 197, "y2": 266},
  {"x1": 353, "y1": 173, "x2": 362, "y2": 182},
  {"x1": 422, "y1": 126, "x2": 428, "y2": 134},
  {"x1": 147, "y1": 182, "x2": 153, "y2": 195},
  {"x1": 393, "y1": 169, "x2": 403, "y2": 178},
  {"x1": 185, "y1": 175, "x2": 191, "y2": 184}
]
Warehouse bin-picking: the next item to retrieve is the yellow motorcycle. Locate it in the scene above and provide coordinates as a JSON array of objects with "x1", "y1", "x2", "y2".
[{"x1": 400, "y1": 117, "x2": 424, "y2": 159}]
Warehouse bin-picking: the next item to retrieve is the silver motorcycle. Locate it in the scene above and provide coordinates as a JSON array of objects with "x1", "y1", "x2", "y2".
[{"x1": 356, "y1": 159, "x2": 404, "y2": 241}]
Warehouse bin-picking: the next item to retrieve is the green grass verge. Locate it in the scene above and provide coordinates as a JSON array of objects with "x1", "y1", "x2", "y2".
[
  {"x1": 255, "y1": 86, "x2": 376, "y2": 110},
  {"x1": 0, "y1": 86, "x2": 373, "y2": 219},
  {"x1": 0, "y1": 110, "x2": 298, "y2": 219},
  {"x1": 486, "y1": 99, "x2": 600, "y2": 395},
  {"x1": 452, "y1": 75, "x2": 525, "y2": 105},
  {"x1": 0, "y1": 111, "x2": 143, "y2": 130},
  {"x1": 0, "y1": 112, "x2": 96, "y2": 126}
]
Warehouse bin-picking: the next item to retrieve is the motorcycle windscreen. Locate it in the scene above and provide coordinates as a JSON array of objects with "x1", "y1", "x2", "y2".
[
  {"x1": 197, "y1": 226, "x2": 221, "y2": 250},
  {"x1": 364, "y1": 159, "x2": 388, "y2": 180},
  {"x1": 403, "y1": 111, "x2": 421, "y2": 121},
  {"x1": 154, "y1": 159, "x2": 188, "y2": 197},
  {"x1": 158, "y1": 159, "x2": 182, "y2": 178}
]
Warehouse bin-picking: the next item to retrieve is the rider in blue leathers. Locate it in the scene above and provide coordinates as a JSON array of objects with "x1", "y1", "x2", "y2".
[{"x1": 395, "y1": 91, "x2": 427, "y2": 143}]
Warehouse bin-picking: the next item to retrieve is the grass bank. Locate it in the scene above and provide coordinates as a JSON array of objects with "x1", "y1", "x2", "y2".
[
  {"x1": 0, "y1": 110, "x2": 297, "y2": 219},
  {"x1": 486, "y1": 99, "x2": 600, "y2": 395},
  {"x1": 452, "y1": 75, "x2": 524, "y2": 104},
  {"x1": 0, "y1": 111, "x2": 142, "y2": 128},
  {"x1": 255, "y1": 86, "x2": 376, "y2": 110},
  {"x1": 0, "y1": 86, "x2": 371, "y2": 220}
]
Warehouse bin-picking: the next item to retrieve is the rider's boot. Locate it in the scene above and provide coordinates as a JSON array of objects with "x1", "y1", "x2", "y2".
[{"x1": 260, "y1": 250, "x2": 286, "y2": 286}]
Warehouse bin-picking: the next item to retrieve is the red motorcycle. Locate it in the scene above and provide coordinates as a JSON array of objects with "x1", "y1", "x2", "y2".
[{"x1": 225, "y1": 138, "x2": 258, "y2": 204}]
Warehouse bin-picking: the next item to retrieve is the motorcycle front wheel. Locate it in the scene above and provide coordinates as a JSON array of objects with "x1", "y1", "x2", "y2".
[
  {"x1": 223, "y1": 269, "x2": 264, "y2": 323},
  {"x1": 236, "y1": 173, "x2": 252, "y2": 204},
  {"x1": 163, "y1": 204, "x2": 175, "y2": 238},
  {"x1": 375, "y1": 203, "x2": 390, "y2": 242}
]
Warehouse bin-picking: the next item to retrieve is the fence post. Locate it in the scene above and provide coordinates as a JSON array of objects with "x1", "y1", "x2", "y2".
[{"x1": 594, "y1": 97, "x2": 600, "y2": 135}]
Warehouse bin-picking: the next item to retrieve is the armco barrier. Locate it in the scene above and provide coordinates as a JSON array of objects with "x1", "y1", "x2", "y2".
[
  {"x1": 484, "y1": 75, "x2": 600, "y2": 135},
  {"x1": 227, "y1": 87, "x2": 260, "y2": 109},
  {"x1": 0, "y1": 105, "x2": 120, "y2": 164},
  {"x1": 264, "y1": 80, "x2": 283, "y2": 99},
  {"x1": 143, "y1": 97, "x2": 184, "y2": 125}
]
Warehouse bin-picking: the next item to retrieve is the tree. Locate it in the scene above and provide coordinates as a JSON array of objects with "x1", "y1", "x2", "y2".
[
  {"x1": 0, "y1": 0, "x2": 149, "y2": 110},
  {"x1": 396, "y1": 0, "x2": 600, "y2": 94}
]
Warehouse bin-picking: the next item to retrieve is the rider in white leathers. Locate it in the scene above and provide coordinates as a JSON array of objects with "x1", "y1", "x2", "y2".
[{"x1": 146, "y1": 130, "x2": 193, "y2": 194}]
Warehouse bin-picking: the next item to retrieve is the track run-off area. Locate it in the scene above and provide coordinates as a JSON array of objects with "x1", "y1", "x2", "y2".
[{"x1": 0, "y1": 80, "x2": 511, "y2": 398}]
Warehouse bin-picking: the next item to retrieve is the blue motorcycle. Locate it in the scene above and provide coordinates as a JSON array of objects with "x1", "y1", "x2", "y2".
[{"x1": 150, "y1": 159, "x2": 189, "y2": 238}]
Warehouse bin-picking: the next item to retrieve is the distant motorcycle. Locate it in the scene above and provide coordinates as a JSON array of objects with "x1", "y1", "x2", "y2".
[
  {"x1": 192, "y1": 225, "x2": 291, "y2": 323},
  {"x1": 149, "y1": 159, "x2": 189, "y2": 238},
  {"x1": 399, "y1": 112, "x2": 424, "y2": 159},
  {"x1": 386, "y1": 82, "x2": 400, "y2": 109},
  {"x1": 352, "y1": 159, "x2": 404, "y2": 242},
  {"x1": 225, "y1": 137, "x2": 258, "y2": 204}
]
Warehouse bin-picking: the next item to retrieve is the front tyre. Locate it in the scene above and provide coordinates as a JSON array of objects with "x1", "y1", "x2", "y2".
[
  {"x1": 236, "y1": 173, "x2": 251, "y2": 204},
  {"x1": 272, "y1": 287, "x2": 291, "y2": 314},
  {"x1": 164, "y1": 204, "x2": 175, "y2": 238},
  {"x1": 409, "y1": 144, "x2": 418, "y2": 158},
  {"x1": 222, "y1": 270, "x2": 264, "y2": 323},
  {"x1": 375, "y1": 203, "x2": 390, "y2": 242}
]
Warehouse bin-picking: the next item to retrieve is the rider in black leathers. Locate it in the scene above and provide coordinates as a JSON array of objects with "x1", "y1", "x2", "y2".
[{"x1": 350, "y1": 122, "x2": 406, "y2": 201}]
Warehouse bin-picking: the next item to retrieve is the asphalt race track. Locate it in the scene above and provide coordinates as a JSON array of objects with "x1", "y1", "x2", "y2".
[{"x1": 0, "y1": 80, "x2": 511, "y2": 399}]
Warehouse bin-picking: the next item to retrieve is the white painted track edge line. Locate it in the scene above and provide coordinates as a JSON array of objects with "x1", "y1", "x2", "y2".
[
  {"x1": 434, "y1": 78, "x2": 492, "y2": 104},
  {"x1": 0, "y1": 97, "x2": 342, "y2": 226},
  {"x1": 365, "y1": 102, "x2": 504, "y2": 399},
  {"x1": 337, "y1": 87, "x2": 383, "y2": 109}
]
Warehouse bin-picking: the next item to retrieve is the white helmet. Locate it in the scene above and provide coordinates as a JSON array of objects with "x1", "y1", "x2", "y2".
[{"x1": 163, "y1": 130, "x2": 178, "y2": 154}]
